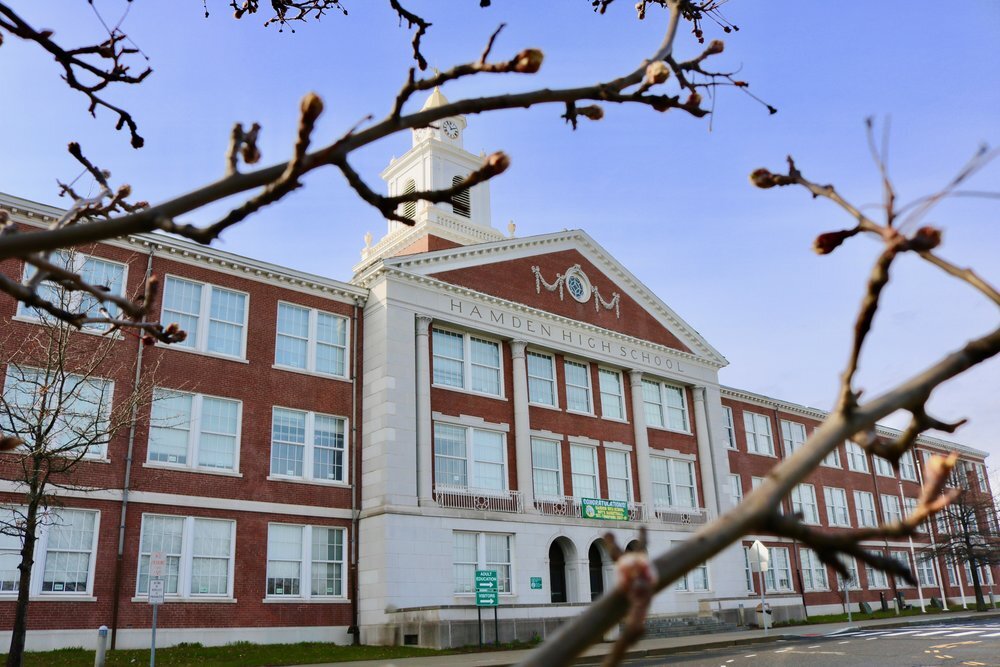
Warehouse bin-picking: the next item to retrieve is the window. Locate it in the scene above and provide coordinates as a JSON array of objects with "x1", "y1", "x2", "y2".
[
  {"x1": 570, "y1": 445, "x2": 598, "y2": 499},
  {"x1": 526, "y1": 351, "x2": 556, "y2": 406},
  {"x1": 822, "y1": 445, "x2": 842, "y2": 468},
  {"x1": 266, "y1": 524, "x2": 346, "y2": 599},
  {"x1": 751, "y1": 475, "x2": 781, "y2": 513},
  {"x1": 974, "y1": 463, "x2": 988, "y2": 492},
  {"x1": 854, "y1": 491, "x2": 877, "y2": 527},
  {"x1": 722, "y1": 406, "x2": 736, "y2": 449},
  {"x1": 780, "y1": 420, "x2": 806, "y2": 457},
  {"x1": 846, "y1": 442, "x2": 868, "y2": 472},
  {"x1": 873, "y1": 455, "x2": 895, "y2": 477},
  {"x1": 18, "y1": 251, "x2": 126, "y2": 332},
  {"x1": 945, "y1": 561, "x2": 958, "y2": 586},
  {"x1": 137, "y1": 514, "x2": 235, "y2": 598},
  {"x1": 432, "y1": 329, "x2": 502, "y2": 396},
  {"x1": 453, "y1": 532, "x2": 512, "y2": 594},
  {"x1": 824, "y1": 487, "x2": 851, "y2": 527},
  {"x1": 162, "y1": 276, "x2": 248, "y2": 358},
  {"x1": 598, "y1": 369, "x2": 625, "y2": 420},
  {"x1": 650, "y1": 457, "x2": 697, "y2": 508},
  {"x1": 2, "y1": 365, "x2": 113, "y2": 459},
  {"x1": 838, "y1": 556, "x2": 860, "y2": 590},
  {"x1": 743, "y1": 548, "x2": 754, "y2": 591},
  {"x1": 675, "y1": 562, "x2": 709, "y2": 592},
  {"x1": 899, "y1": 451, "x2": 918, "y2": 481},
  {"x1": 743, "y1": 411, "x2": 774, "y2": 456},
  {"x1": 642, "y1": 380, "x2": 689, "y2": 432},
  {"x1": 270, "y1": 408, "x2": 347, "y2": 483},
  {"x1": 0, "y1": 508, "x2": 99, "y2": 596},
  {"x1": 916, "y1": 556, "x2": 936, "y2": 587},
  {"x1": 451, "y1": 175, "x2": 471, "y2": 218},
  {"x1": 935, "y1": 510, "x2": 950, "y2": 535},
  {"x1": 902, "y1": 497, "x2": 922, "y2": 531},
  {"x1": 531, "y1": 438, "x2": 562, "y2": 499},
  {"x1": 729, "y1": 474, "x2": 743, "y2": 505},
  {"x1": 148, "y1": 389, "x2": 241, "y2": 471},
  {"x1": 401, "y1": 178, "x2": 416, "y2": 219},
  {"x1": 881, "y1": 494, "x2": 902, "y2": 524},
  {"x1": 765, "y1": 547, "x2": 792, "y2": 592},
  {"x1": 800, "y1": 548, "x2": 828, "y2": 590},
  {"x1": 864, "y1": 550, "x2": 888, "y2": 588},
  {"x1": 434, "y1": 422, "x2": 506, "y2": 491},
  {"x1": 791, "y1": 484, "x2": 819, "y2": 524},
  {"x1": 889, "y1": 551, "x2": 912, "y2": 587},
  {"x1": 275, "y1": 303, "x2": 349, "y2": 378},
  {"x1": 605, "y1": 450, "x2": 632, "y2": 502},
  {"x1": 564, "y1": 361, "x2": 592, "y2": 413}
]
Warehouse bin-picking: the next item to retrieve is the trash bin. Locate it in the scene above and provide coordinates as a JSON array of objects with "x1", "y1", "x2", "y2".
[{"x1": 755, "y1": 603, "x2": 772, "y2": 629}]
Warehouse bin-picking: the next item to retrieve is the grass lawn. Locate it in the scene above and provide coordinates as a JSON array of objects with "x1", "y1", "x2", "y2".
[{"x1": 777, "y1": 604, "x2": 954, "y2": 626}]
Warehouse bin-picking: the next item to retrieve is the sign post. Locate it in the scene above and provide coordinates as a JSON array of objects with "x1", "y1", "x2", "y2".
[
  {"x1": 148, "y1": 551, "x2": 166, "y2": 667},
  {"x1": 475, "y1": 570, "x2": 499, "y2": 646},
  {"x1": 748, "y1": 541, "x2": 770, "y2": 634}
]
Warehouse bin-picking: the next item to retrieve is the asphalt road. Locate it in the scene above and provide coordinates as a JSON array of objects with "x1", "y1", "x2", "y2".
[{"x1": 616, "y1": 618, "x2": 1000, "y2": 666}]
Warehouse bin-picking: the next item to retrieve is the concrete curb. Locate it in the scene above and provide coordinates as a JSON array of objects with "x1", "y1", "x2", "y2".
[{"x1": 573, "y1": 634, "x2": 800, "y2": 665}]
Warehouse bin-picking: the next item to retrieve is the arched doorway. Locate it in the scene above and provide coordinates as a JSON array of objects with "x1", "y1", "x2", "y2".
[
  {"x1": 549, "y1": 541, "x2": 567, "y2": 603},
  {"x1": 625, "y1": 540, "x2": 642, "y2": 553},
  {"x1": 589, "y1": 542, "x2": 606, "y2": 601}
]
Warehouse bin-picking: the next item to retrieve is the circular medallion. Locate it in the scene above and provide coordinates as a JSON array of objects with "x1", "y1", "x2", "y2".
[{"x1": 565, "y1": 267, "x2": 591, "y2": 303}]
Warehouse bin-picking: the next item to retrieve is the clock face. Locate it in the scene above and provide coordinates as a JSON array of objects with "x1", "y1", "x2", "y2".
[{"x1": 442, "y1": 120, "x2": 459, "y2": 139}]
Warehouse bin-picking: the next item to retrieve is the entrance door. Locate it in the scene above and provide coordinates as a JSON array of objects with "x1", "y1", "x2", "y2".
[
  {"x1": 549, "y1": 542, "x2": 567, "y2": 603},
  {"x1": 589, "y1": 543, "x2": 605, "y2": 600}
]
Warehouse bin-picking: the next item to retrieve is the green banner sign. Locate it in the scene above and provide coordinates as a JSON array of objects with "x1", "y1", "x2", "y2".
[
  {"x1": 476, "y1": 590, "x2": 499, "y2": 606},
  {"x1": 581, "y1": 497, "x2": 629, "y2": 521}
]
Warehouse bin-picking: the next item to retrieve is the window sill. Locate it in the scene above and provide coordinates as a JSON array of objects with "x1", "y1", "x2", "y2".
[
  {"x1": 847, "y1": 467, "x2": 870, "y2": 474},
  {"x1": 566, "y1": 409, "x2": 595, "y2": 418},
  {"x1": 142, "y1": 462, "x2": 243, "y2": 478},
  {"x1": 647, "y1": 424, "x2": 693, "y2": 436},
  {"x1": 131, "y1": 596, "x2": 237, "y2": 604},
  {"x1": 155, "y1": 342, "x2": 249, "y2": 364},
  {"x1": 528, "y1": 401, "x2": 561, "y2": 412},
  {"x1": 11, "y1": 315, "x2": 124, "y2": 340},
  {"x1": 266, "y1": 475, "x2": 350, "y2": 488},
  {"x1": 262, "y1": 597, "x2": 350, "y2": 604},
  {"x1": 432, "y1": 384, "x2": 507, "y2": 402},
  {"x1": 828, "y1": 523, "x2": 853, "y2": 529},
  {"x1": 875, "y1": 472, "x2": 897, "y2": 479},
  {"x1": 272, "y1": 364, "x2": 350, "y2": 383},
  {"x1": 0, "y1": 595, "x2": 98, "y2": 602},
  {"x1": 600, "y1": 416, "x2": 630, "y2": 425},
  {"x1": 746, "y1": 450, "x2": 777, "y2": 459},
  {"x1": 820, "y1": 462, "x2": 843, "y2": 469}
]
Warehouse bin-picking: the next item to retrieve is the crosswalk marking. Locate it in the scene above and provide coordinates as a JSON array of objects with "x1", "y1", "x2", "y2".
[
  {"x1": 946, "y1": 631, "x2": 985, "y2": 637},
  {"x1": 979, "y1": 632, "x2": 1000, "y2": 637},
  {"x1": 913, "y1": 630, "x2": 956, "y2": 637}
]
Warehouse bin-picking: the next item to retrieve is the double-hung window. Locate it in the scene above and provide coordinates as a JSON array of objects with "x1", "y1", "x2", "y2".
[
  {"x1": 148, "y1": 389, "x2": 241, "y2": 471},
  {"x1": 916, "y1": 556, "x2": 936, "y2": 587},
  {"x1": 570, "y1": 445, "x2": 599, "y2": 499},
  {"x1": 265, "y1": 524, "x2": 346, "y2": 599},
  {"x1": 270, "y1": 408, "x2": 347, "y2": 483},
  {"x1": 864, "y1": 550, "x2": 889, "y2": 588},
  {"x1": 899, "y1": 451, "x2": 918, "y2": 481},
  {"x1": 432, "y1": 329, "x2": 502, "y2": 396},
  {"x1": 800, "y1": 548, "x2": 828, "y2": 590},
  {"x1": 838, "y1": 556, "x2": 860, "y2": 589},
  {"x1": 605, "y1": 449, "x2": 632, "y2": 502},
  {"x1": 530, "y1": 437, "x2": 562, "y2": 499},
  {"x1": 18, "y1": 251, "x2": 127, "y2": 332},
  {"x1": 2, "y1": 365, "x2": 113, "y2": 459},
  {"x1": 845, "y1": 441, "x2": 868, "y2": 472},
  {"x1": 433, "y1": 423, "x2": 506, "y2": 491},
  {"x1": 902, "y1": 497, "x2": 921, "y2": 531},
  {"x1": 452, "y1": 532, "x2": 512, "y2": 594},
  {"x1": 873, "y1": 455, "x2": 895, "y2": 477},
  {"x1": 824, "y1": 487, "x2": 851, "y2": 527},
  {"x1": 854, "y1": 491, "x2": 877, "y2": 527},
  {"x1": 598, "y1": 369, "x2": 625, "y2": 420},
  {"x1": 275, "y1": 303, "x2": 349, "y2": 377},
  {"x1": 765, "y1": 547, "x2": 792, "y2": 591},
  {"x1": 161, "y1": 276, "x2": 248, "y2": 358},
  {"x1": 642, "y1": 380, "x2": 689, "y2": 432},
  {"x1": 650, "y1": 457, "x2": 697, "y2": 508},
  {"x1": 791, "y1": 484, "x2": 819, "y2": 524},
  {"x1": 722, "y1": 406, "x2": 737, "y2": 449},
  {"x1": 974, "y1": 463, "x2": 988, "y2": 492},
  {"x1": 136, "y1": 514, "x2": 235, "y2": 599},
  {"x1": 564, "y1": 361, "x2": 592, "y2": 413},
  {"x1": 881, "y1": 494, "x2": 902, "y2": 523},
  {"x1": 526, "y1": 351, "x2": 556, "y2": 406},
  {"x1": 0, "y1": 507, "x2": 99, "y2": 596},
  {"x1": 743, "y1": 411, "x2": 774, "y2": 456},
  {"x1": 675, "y1": 562, "x2": 709, "y2": 592},
  {"x1": 780, "y1": 420, "x2": 806, "y2": 457},
  {"x1": 729, "y1": 474, "x2": 743, "y2": 505},
  {"x1": 822, "y1": 445, "x2": 842, "y2": 468},
  {"x1": 889, "y1": 551, "x2": 912, "y2": 587}
]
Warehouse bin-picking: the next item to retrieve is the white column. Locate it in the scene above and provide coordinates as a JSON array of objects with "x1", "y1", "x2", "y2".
[
  {"x1": 627, "y1": 370, "x2": 654, "y2": 517},
  {"x1": 509, "y1": 340, "x2": 536, "y2": 512},
  {"x1": 415, "y1": 315, "x2": 434, "y2": 506},
  {"x1": 692, "y1": 387, "x2": 721, "y2": 516}
]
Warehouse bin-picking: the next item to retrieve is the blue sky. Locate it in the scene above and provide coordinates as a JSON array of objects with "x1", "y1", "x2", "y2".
[{"x1": 1, "y1": 1, "x2": 998, "y2": 464}]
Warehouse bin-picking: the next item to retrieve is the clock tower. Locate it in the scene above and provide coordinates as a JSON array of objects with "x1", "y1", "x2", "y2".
[{"x1": 355, "y1": 88, "x2": 505, "y2": 275}]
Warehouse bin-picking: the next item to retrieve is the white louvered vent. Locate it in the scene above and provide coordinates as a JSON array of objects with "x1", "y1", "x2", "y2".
[
  {"x1": 402, "y1": 179, "x2": 416, "y2": 219},
  {"x1": 451, "y1": 176, "x2": 471, "y2": 218}
]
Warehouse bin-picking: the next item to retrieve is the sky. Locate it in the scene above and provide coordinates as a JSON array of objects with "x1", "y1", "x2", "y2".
[{"x1": 1, "y1": 1, "x2": 998, "y2": 466}]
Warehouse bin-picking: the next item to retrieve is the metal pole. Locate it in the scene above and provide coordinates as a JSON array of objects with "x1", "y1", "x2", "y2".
[
  {"x1": 150, "y1": 605, "x2": 158, "y2": 667},
  {"x1": 94, "y1": 625, "x2": 108, "y2": 667},
  {"x1": 494, "y1": 605, "x2": 499, "y2": 646},
  {"x1": 478, "y1": 606, "x2": 482, "y2": 647},
  {"x1": 760, "y1": 569, "x2": 768, "y2": 635},
  {"x1": 845, "y1": 579, "x2": 852, "y2": 624}
]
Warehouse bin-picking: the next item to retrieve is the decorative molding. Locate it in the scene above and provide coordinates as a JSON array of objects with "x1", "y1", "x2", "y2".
[{"x1": 531, "y1": 263, "x2": 620, "y2": 318}]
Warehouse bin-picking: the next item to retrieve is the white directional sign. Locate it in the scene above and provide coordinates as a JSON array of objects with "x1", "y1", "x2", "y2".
[
  {"x1": 749, "y1": 540, "x2": 770, "y2": 573},
  {"x1": 149, "y1": 551, "x2": 167, "y2": 578},
  {"x1": 148, "y1": 579, "x2": 165, "y2": 606}
]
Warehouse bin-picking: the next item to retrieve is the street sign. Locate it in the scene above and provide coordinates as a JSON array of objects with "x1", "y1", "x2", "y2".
[
  {"x1": 580, "y1": 497, "x2": 629, "y2": 521},
  {"x1": 475, "y1": 570, "x2": 498, "y2": 591},
  {"x1": 748, "y1": 540, "x2": 769, "y2": 573},
  {"x1": 530, "y1": 577, "x2": 542, "y2": 590},
  {"x1": 476, "y1": 590, "x2": 499, "y2": 607},
  {"x1": 149, "y1": 551, "x2": 167, "y2": 579},
  {"x1": 148, "y1": 578, "x2": 165, "y2": 606}
]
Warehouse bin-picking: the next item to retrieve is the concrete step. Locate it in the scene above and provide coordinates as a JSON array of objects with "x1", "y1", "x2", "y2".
[{"x1": 641, "y1": 616, "x2": 740, "y2": 639}]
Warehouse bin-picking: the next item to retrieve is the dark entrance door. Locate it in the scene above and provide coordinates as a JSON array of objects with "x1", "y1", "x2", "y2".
[
  {"x1": 589, "y1": 543, "x2": 604, "y2": 600},
  {"x1": 549, "y1": 542, "x2": 567, "y2": 603}
]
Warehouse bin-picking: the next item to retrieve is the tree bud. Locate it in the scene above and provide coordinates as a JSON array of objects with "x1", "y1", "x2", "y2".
[
  {"x1": 750, "y1": 168, "x2": 776, "y2": 189},
  {"x1": 577, "y1": 105, "x2": 604, "y2": 121},
  {"x1": 706, "y1": 40, "x2": 725, "y2": 55},
  {"x1": 485, "y1": 152, "x2": 511, "y2": 175},
  {"x1": 909, "y1": 226, "x2": 942, "y2": 251},
  {"x1": 813, "y1": 230, "x2": 852, "y2": 255},
  {"x1": 645, "y1": 61, "x2": 670, "y2": 85},
  {"x1": 513, "y1": 49, "x2": 543, "y2": 74}
]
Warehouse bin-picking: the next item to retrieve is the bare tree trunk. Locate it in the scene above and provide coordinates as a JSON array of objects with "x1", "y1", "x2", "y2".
[
  {"x1": 7, "y1": 502, "x2": 38, "y2": 667},
  {"x1": 969, "y1": 557, "x2": 987, "y2": 611}
]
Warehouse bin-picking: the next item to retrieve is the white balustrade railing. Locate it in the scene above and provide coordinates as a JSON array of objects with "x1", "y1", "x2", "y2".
[
  {"x1": 433, "y1": 485, "x2": 524, "y2": 513},
  {"x1": 534, "y1": 496, "x2": 646, "y2": 521},
  {"x1": 653, "y1": 505, "x2": 710, "y2": 525}
]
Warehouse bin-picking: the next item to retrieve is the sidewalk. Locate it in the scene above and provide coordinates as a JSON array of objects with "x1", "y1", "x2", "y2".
[{"x1": 299, "y1": 609, "x2": 1000, "y2": 667}]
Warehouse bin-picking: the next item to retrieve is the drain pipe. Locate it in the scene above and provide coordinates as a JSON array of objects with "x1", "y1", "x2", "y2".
[
  {"x1": 110, "y1": 247, "x2": 154, "y2": 649},
  {"x1": 349, "y1": 298, "x2": 363, "y2": 644}
]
